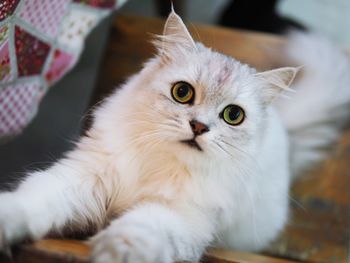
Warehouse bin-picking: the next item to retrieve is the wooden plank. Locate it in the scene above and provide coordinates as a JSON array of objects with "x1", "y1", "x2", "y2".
[
  {"x1": 0, "y1": 239, "x2": 299, "y2": 263},
  {"x1": 204, "y1": 248, "x2": 299, "y2": 263},
  {"x1": 0, "y1": 240, "x2": 89, "y2": 263}
]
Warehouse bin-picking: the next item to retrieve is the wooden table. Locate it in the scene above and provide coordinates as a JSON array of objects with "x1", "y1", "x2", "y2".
[{"x1": 2, "y1": 15, "x2": 349, "y2": 263}]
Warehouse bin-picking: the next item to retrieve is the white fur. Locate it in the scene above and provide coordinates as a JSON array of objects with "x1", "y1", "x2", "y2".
[
  {"x1": 1, "y1": 11, "x2": 349, "y2": 263},
  {"x1": 276, "y1": 32, "x2": 350, "y2": 176}
]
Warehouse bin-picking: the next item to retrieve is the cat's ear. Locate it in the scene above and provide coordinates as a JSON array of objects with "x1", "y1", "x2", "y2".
[
  {"x1": 153, "y1": 9, "x2": 196, "y2": 60},
  {"x1": 255, "y1": 67, "x2": 299, "y2": 105},
  {"x1": 162, "y1": 9, "x2": 196, "y2": 49}
]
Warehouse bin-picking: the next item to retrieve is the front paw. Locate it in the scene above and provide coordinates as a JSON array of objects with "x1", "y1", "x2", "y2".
[
  {"x1": 0, "y1": 193, "x2": 29, "y2": 252},
  {"x1": 0, "y1": 226, "x2": 12, "y2": 257},
  {"x1": 90, "y1": 223, "x2": 172, "y2": 263}
]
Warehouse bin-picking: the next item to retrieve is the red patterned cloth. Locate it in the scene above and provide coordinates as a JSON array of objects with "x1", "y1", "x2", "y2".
[{"x1": 0, "y1": 0, "x2": 127, "y2": 141}]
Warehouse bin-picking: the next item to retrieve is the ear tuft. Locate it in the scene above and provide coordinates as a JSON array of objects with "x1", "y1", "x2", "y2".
[
  {"x1": 153, "y1": 9, "x2": 196, "y2": 60},
  {"x1": 255, "y1": 67, "x2": 300, "y2": 105}
]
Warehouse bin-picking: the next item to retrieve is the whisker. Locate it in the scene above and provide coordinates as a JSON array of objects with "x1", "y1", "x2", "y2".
[{"x1": 289, "y1": 195, "x2": 306, "y2": 211}]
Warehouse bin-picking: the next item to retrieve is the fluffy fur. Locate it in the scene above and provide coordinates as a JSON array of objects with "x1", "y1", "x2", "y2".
[
  {"x1": 0, "y1": 11, "x2": 349, "y2": 263},
  {"x1": 276, "y1": 32, "x2": 350, "y2": 176}
]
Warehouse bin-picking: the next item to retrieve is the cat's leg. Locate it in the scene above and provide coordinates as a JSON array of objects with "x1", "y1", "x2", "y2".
[
  {"x1": 0, "y1": 157, "x2": 107, "y2": 252},
  {"x1": 91, "y1": 202, "x2": 215, "y2": 263}
]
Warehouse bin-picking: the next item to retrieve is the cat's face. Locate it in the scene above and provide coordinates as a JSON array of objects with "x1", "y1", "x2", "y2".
[
  {"x1": 102, "y1": 11, "x2": 297, "y2": 166},
  {"x1": 127, "y1": 48, "x2": 262, "y2": 162}
]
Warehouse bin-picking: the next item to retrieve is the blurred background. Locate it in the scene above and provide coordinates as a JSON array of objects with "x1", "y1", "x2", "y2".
[{"x1": 1, "y1": 0, "x2": 350, "y2": 186}]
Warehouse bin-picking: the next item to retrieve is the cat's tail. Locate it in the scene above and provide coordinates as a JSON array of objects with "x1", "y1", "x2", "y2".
[{"x1": 276, "y1": 31, "x2": 350, "y2": 177}]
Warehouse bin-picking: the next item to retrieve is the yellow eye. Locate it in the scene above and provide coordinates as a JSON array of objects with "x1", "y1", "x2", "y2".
[
  {"x1": 171, "y1": 82, "x2": 195, "y2": 104},
  {"x1": 222, "y1": 105, "x2": 245, "y2": 125}
]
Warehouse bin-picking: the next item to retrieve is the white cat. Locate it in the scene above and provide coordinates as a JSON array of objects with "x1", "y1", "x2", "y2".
[{"x1": 1, "y1": 11, "x2": 349, "y2": 263}]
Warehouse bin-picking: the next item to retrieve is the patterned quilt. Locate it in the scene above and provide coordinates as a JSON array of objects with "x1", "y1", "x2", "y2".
[{"x1": 0, "y1": 0, "x2": 127, "y2": 141}]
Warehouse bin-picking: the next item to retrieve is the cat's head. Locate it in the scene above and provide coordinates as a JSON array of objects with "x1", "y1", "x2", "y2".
[{"x1": 96, "y1": 11, "x2": 297, "y2": 167}]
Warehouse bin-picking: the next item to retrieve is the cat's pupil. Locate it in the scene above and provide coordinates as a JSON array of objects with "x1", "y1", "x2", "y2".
[
  {"x1": 228, "y1": 106, "x2": 240, "y2": 120},
  {"x1": 177, "y1": 85, "x2": 189, "y2": 98}
]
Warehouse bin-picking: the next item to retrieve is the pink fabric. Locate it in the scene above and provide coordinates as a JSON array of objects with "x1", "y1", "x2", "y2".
[
  {"x1": 0, "y1": 0, "x2": 127, "y2": 140},
  {"x1": 0, "y1": 40, "x2": 12, "y2": 82},
  {"x1": 0, "y1": 81, "x2": 42, "y2": 136},
  {"x1": 19, "y1": 0, "x2": 71, "y2": 38},
  {"x1": 45, "y1": 49, "x2": 76, "y2": 84}
]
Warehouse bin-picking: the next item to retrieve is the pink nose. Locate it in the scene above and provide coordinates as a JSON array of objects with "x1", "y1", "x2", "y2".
[{"x1": 189, "y1": 120, "x2": 209, "y2": 136}]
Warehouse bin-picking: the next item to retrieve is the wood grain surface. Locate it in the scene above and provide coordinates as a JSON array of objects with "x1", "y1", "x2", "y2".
[
  {"x1": 2, "y1": 15, "x2": 349, "y2": 263},
  {"x1": 0, "y1": 239, "x2": 299, "y2": 263}
]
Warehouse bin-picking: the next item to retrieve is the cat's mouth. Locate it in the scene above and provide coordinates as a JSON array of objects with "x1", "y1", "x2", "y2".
[{"x1": 180, "y1": 138, "x2": 202, "y2": 151}]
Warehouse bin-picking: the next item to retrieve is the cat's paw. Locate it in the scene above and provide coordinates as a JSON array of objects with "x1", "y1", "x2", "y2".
[
  {"x1": 0, "y1": 193, "x2": 29, "y2": 251},
  {"x1": 90, "y1": 223, "x2": 172, "y2": 263},
  {"x1": 0, "y1": 226, "x2": 12, "y2": 257}
]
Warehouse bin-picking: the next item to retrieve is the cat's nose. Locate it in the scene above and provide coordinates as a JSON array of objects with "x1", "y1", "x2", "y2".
[{"x1": 189, "y1": 120, "x2": 209, "y2": 136}]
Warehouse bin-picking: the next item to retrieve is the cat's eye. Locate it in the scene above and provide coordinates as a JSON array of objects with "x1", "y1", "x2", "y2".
[
  {"x1": 171, "y1": 82, "x2": 195, "y2": 104},
  {"x1": 221, "y1": 105, "x2": 245, "y2": 125}
]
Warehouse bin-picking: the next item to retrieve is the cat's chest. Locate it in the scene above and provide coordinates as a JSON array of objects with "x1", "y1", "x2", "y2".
[
  {"x1": 106, "y1": 152, "x2": 192, "y2": 206},
  {"x1": 108, "y1": 149, "x2": 266, "y2": 218}
]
